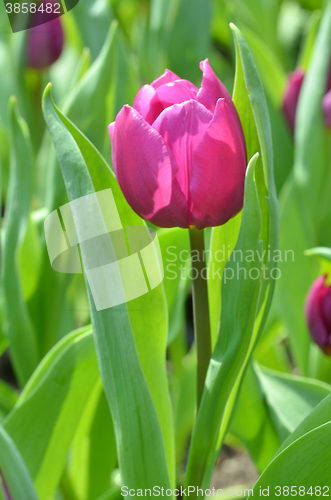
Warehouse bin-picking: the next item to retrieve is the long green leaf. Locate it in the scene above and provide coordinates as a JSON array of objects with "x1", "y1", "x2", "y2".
[{"x1": 42, "y1": 84, "x2": 172, "y2": 490}]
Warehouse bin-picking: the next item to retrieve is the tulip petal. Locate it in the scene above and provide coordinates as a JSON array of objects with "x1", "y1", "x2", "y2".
[
  {"x1": 322, "y1": 89, "x2": 331, "y2": 129},
  {"x1": 190, "y1": 98, "x2": 247, "y2": 229},
  {"x1": 133, "y1": 80, "x2": 199, "y2": 125},
  {"x1": 197, "y1": 59, "x2": 233, "y2": 114},
  {"x1": 305, "y1": 276, "x2": 330, "y2": 350},
  {"x1": 111, "y1": 106, "x2": 188, "y2": 227},
  {"x1": 132, "y1": 84, "x2": 157, "y2": 122},
  {"x1": 151, "y1": 69, "x2": 180, "y2": 89},
  {"x1": 197, "y1": 59, "x2": 246, "y2": 156},
  {"x1": 153, "y1": 99, "x2": 213, "y2": 223}
]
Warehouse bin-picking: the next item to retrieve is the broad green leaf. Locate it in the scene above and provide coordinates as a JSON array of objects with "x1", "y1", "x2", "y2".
[
  {"x1": 0, "y1": 97, "x2": 39, "y2": 386},
  {"x1": 185, "y1": 154, "x2": 262, "y2": 492},
  {"x1": 42, "y1": 85, "x2": 173, "y2": 490},
  {"x1": 4, "y1": 327, "x2": 99, "y2": 500},
  {"x1": 256, "y1": 365, "x2": 331, "y2": 442},
  {"x1": 230, "y1": 363, "x2": 281, "y2": 473},
  {"x1": 252, "y1": 422, "x2": 331, "y2": 494},
  {"x1": 0, "y1": 423, "x2": 38, "y2": 500}
]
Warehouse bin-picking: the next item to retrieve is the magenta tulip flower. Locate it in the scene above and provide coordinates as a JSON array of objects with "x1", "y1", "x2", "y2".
[
  {"x1": 282, "y1": 68, "x2": 305, "y2": 134},
  {"x1": 305, "y1": 276, "x2": 331, "y2": 355},
  {"x1": 26, "y1": 2, "x2": 64, "y2": 70},
  {"x1": 108, "y1": 59, "x2": 247, "y2": 229}
]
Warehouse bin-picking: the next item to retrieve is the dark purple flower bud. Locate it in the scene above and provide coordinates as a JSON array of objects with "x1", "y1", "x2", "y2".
[
  {"x1": 305, "y1": 276, "x2": 331, "y2": 355},
  {"x1": 26, "y1": 2, "x2": 64, "y2": 70},
  {"x1": 322, "y1": 89, "x2": 331, "y2": 129},
  {"x1": 282, "y1": 68, "x2": 305, "y2": 134}
]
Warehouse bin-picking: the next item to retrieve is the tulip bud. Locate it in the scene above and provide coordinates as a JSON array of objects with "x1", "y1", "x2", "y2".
[
  {"x1": 282, "y1": 68, "x2": 305, "y2": 134},
  {"x1": 108, "y1": 59, "x2": 247, "y2": 229},
  {"x1": 322, "y1": 89, "x2": 331, "y2": 129},
  {"x1": 305, "y1": 276, "x2": 331, "y2": 355},
  {"x1": 26, "y1": 2, "x2": 64, "y2": 70}
]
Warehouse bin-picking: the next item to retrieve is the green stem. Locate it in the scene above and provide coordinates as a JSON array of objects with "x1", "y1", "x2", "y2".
[{"x1": 189, "y1": 228, "x2": 212, "y2": 409}]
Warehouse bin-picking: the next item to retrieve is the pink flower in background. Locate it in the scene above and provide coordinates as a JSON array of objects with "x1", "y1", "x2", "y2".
[
  {"x1": 305, "y1": 276, "x2": 331, "y2": 355},
  {"x1": 109, "y1": 59, "x2": 247, "y2": 229},
  {"x1": 282, "y1": 68, "x2": 305, "y2": 134},
  {"x1": 26, "y1": 2, "x2": 64, "y2": 69},
  {"x1": 282, "y1": 66, "x2": 331, "y2": 133}
]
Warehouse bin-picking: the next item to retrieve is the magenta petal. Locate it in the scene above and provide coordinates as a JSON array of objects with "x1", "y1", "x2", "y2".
[
  {"x1": 197, "y1": 59, "x2": 233, "y2": 114},
  {"x1": 134, "y1": 80, "x2": 199, "y2": 125},
  {"x1": 190, "y1": 98, "x2": 247, "y2": 229},
  {"x1": 132, "y1": 85, "x2": 157, "y2": 122},
  {"x1": 282, "y1": 68, "x2": 305, "y2": 134},
  {"x1": 322, "y1": 89, "x2": 331, "y2": 129},
  {"x1": 197, "y1": 59, "x2": 246, "y2": 156},
  {"x1": 305, "y1": 276, "x2": 330, "y2": 350},
  {"x1": 153, "y1": 100, "x2": 213, "y2": 218},
  {"x1": 151, "y1": 69, "x2": 181, "y2": 89},
  {"x1": 112, "y1": 106, "x2": 188, "y2": 227}
]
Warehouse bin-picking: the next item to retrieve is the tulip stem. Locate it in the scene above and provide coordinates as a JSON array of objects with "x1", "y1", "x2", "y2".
[{"x1": 189, "y1": 228, "x2": 212, "y2": 409}]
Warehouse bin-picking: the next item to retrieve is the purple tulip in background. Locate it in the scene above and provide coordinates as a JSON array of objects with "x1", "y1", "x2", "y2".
[
  {"x1": 282, "y1": 66, "x2": 331, "y2": 133},
  {"x1": 26, "y1": 2, "x2": 64, "y2": 69},
  {"x1": 282, "y1": 68, "x2": 305, "y2": 134},
  {"x1": 305, "y1": 276, "x2": 331, "y2": 355},
  {"x1": 109, "y1": 59, "x2": 247, "y2": 229}
]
